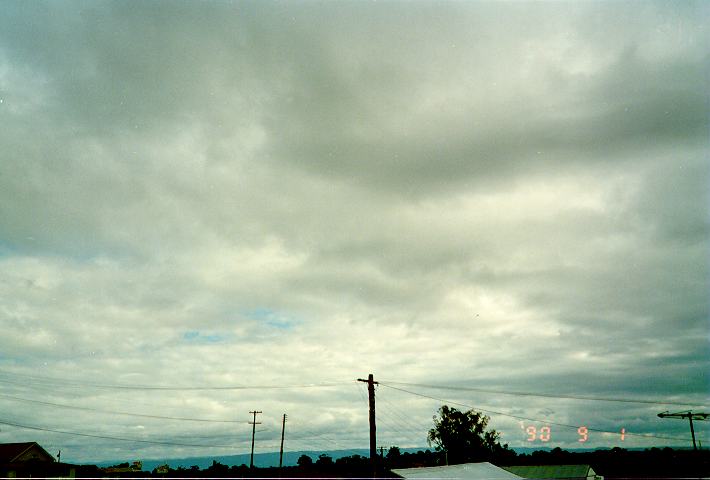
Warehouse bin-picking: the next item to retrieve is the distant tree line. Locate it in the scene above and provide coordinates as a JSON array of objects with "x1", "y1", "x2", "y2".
[
  {"x1": 140, "y1": 446, "x2": 709, "y2": 478},
  {"x1": 88, "y1": 405, "x2": 710, "y2": 478},
  {"x1": 139, "y1": 446, "x2": 710, "y2": 478}
]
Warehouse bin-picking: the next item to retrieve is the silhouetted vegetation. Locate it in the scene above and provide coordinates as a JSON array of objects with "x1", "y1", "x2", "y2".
[
  {"x1": 427, "y1": 405, "x2": 515, "y2": 464},
  {"x1": 507, "y1": 446, "x2": 710, "y2": 478},
  {"x1": 20, "y1": 404, "x2": 707, "y2": 478},
  {"x1": 134, "y1": 446, "x2": 710, "y2": 477},
  {"x1": 3, "y1": 445, "x2": 706, "y2": 478}
]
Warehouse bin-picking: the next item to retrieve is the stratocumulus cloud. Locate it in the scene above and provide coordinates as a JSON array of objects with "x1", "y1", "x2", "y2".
[{"x1": 0, "y1": 0, "x2": 707, "y2": 463}]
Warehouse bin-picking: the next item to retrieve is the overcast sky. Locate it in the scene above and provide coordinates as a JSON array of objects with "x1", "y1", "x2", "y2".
[{"x1": 0, "y1": 0, "x2": 708, "y2": 465}]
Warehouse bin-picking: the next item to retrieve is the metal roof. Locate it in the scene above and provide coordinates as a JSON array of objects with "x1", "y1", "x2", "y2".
[
  {"x1": 393, "y1": 462, "x2": 525, "y2": 480},
  {"x1": 502, "y1": 465, "x2": 595, "y2": 479}
]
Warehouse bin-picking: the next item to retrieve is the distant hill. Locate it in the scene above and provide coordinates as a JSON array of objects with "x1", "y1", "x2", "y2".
[
  {"x1": 93, "y1": 446, "x2": 634, "y2": 472},
  {"x1": 94, "y1": 448, "x2": 424, "y2": 472}
]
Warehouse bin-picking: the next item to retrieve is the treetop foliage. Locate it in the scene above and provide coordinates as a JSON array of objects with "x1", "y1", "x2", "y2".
[{"x1": 427, "y1": 405, "x2": 512, "y2": 464}]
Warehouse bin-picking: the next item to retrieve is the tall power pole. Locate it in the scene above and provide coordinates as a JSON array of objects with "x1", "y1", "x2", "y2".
[
  {"x1": 358, "y1": 374, "x2": 378, "y2": 475},
  {"x1": 658, "y1": 411, "x2": 709, "y2": 450},
  {"x1": 279, "y1": 414, "x2": 287, "y2": 469},
  {"x1": 249, "y1": 410, "x2": 262, "y2": 468}
]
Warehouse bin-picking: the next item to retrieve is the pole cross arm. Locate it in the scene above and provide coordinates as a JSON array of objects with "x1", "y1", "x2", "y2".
[
  {"x1": 658, "y1": 411, "x2": 709, "y2": 420},
  {"x1": 657, "y1": 410, "x2": 708, "y2": 450},
  {"x1": 358, "y1": 378, "x2": 379, "y2": 384}
]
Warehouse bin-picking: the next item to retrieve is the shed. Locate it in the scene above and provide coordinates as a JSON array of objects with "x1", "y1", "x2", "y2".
[
  {"x1": 0, "y1": 442, "x2": 55, "y2": 463},
  {"x1": 393, "y1": 462, "x2": 525, "y2": 480},
  {"x1": 503, "y1": 465, "x2": 602, "y2": 480}
]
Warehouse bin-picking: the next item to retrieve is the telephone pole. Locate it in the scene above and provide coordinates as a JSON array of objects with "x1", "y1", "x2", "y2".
[
  {"x1": 358, "y1": 374, "x2": 378, "y2": 476},
  {"x1": 249, "y1": 410, "x2": 262, "y2": 468},
  {"x1": 658, "y1": 411, "x2": 709, "y2": 450},
  {"x1": 279, "y1": 414, "x2": 287, "y2": 469}
]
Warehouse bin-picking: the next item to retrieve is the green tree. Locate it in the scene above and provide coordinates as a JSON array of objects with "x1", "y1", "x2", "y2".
[
  {"x1": 427, "y1": 405, "x2": 509, "y2": 464},
  {"x1": 386, "y1": 446, "x2": 401, "y2": 461},
  {"x1": 385, "y1": 446, "x2": 403, "y2": 468},
  {"x1": 316, "y1": 453, "x2": 334, "y2": 467}
]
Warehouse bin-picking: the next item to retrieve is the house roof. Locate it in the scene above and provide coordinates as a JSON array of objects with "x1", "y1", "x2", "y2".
[
  {"x1": 393, "y1": 462, "x2": 525, "y2": 480},
  {"x1": 502, "y1": 465, "x2": 595, "y2": 479},
  {"x1": 0, "y1": 442, "x2": 55, "y2": 463}
]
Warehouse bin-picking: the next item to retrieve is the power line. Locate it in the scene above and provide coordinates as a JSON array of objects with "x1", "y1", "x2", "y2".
[
  {"x1": 375, "y1": 394, "x2": 430, "y2": 444},
  {"x1": 376, "y1": 393, "x2": 426, "y2": 433},
  {"x1": 0, "y1": 370, "x2": 350, "y2": 391},
  {"x1": 657, "y1": 411, "x2": 709, "y2": 450},
  {"x1": 286, "y1": 417, "x2": 367, "y2": 457},
  {"x1": 379, "y1": 381, "x2": 708, "y2": 408},
  {"x1": 355, "y1": 382, "x2": 370, "y2": 408},
  {"x1": 0, "y1": 418, "x2": 241, "y2": 448},
  {"x1": 379, "y1": 383, "x2": 692, "y2": 443},
  {"x1": 0, "y1": 393, "x2": 247, "y2": 423}
]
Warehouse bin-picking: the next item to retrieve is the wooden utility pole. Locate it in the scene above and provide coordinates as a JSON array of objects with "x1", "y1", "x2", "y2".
[
  {"x1": 279, "y1": 414, "x2": 287, "y2": 469},
  {"x1": 249, "y1": 410, "x2": 262, "y2": 468},
  {"x1": 358, "y1": 374, "x2": 378, "y2": 476},
  {"x1": 658, "y1": 411, "x2": 709, "y2": 450}
]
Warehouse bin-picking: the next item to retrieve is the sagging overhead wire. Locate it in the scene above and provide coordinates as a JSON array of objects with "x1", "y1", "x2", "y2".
[
  {"x1": 0, "y1": 369, "x2": 351, "y2": 391},
  {"x1": 379, "y1": 383, "x2": 693, "y2": 443},
  {"x1": 286, "y1": 418, "x2": 366, "y2": 458},
  {"x1": 379, "y1": 381, "x2": 707, "y2": 408},
  {"x1": 0, "y1": 393, "x2": 246, "y2": 423},
  {"x1": 0, "y1": 418, "x2": 241, "y2": 449}
]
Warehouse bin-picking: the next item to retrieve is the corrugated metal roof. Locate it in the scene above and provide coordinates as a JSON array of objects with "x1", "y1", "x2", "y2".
[
  {"x1": 502, "y1": 465, "x2": 594, "y2": 479},
  {"x1": 393, "y1": 462, "x2": 525, "y2": 480}
]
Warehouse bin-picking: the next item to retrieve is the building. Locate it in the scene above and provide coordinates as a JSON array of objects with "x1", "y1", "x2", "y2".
[
  {"x1": 0, "y1": 442, "x2": 56, "y2": 464},
  {"x1": 103, "y1": 460, "x2": 144, "y2": 473},
  {"x1": 393, "y1": 462, "x2": 525, "y2": 480},
  {"x1": 0, "y1": 442, "x2": 57, "y2": 478},
  {"x1": 0, "y1": 442, "x2": 99, "y2": 478},
  {"x1": 503, "y1": 464, "x2": 602, "y2": 480}
]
